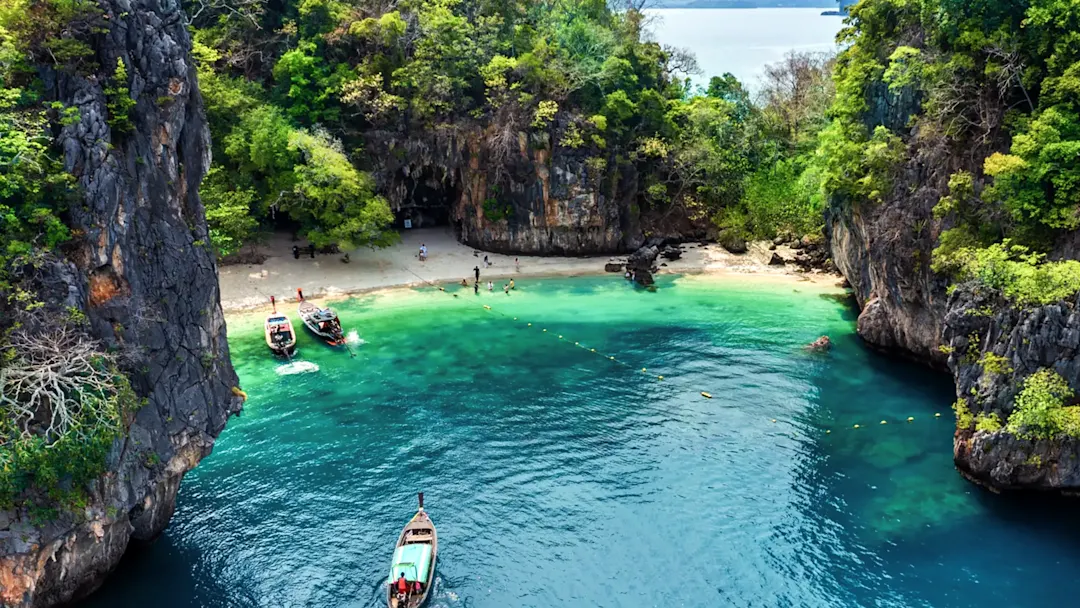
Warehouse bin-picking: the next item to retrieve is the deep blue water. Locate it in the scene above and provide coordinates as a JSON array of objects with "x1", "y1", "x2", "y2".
[{"x1": 86, "y1": 275, "x2": 1080, "y2": 607}]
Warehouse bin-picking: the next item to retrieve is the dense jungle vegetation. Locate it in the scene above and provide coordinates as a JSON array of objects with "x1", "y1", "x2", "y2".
[{"x1": 3, "y1": 0, "x2": 1080, "y2": 507}]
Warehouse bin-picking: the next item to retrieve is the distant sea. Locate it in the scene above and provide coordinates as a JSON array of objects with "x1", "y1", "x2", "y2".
[{"x1": 644, "y1": 7, "x2": 845, "y2": 91}]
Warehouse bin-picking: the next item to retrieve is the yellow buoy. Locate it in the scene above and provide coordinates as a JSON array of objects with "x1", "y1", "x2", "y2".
[
  {"x1": 907, "y1": 417, "x2": 914, "y2": 422},
  {"x1": 543, "y1": 329, "x2": 547, "y2": 332},
  {"x1": 558, "y1": 335, "x2": 563, "y2": 339},
  {"x1": 658, "y1": 376, "x2": 664, "y2": 380},
  {"x1": 575, "y1": 342, "x2": 580, "y2": 346},
  {"x1": 609, "y1": 356, "x2": 615, "y2": 360},
  {"x1": 771, "y1": 419, "x2": 777, "y2": 423},
  {"x1": 590, "y1": 348, "x2": 596, "y2": 352},
  {"x1": 527, "y1": 323, "x2": 532, "y2": 327},
  {"x1": 642, "y1": 368, "x2": 647, "y2": 372},
  {"x1": 853, "y1": 424, "x2": 861, "y2": 429},
  {"x1": 513, "y1": 317, "x2": 518, "y2": 320},
  {"x1": 935, "y1": 413, "x2": 941, "y2": 417},
  {"x1": 826, "y1": 430, "x2": 831, "y2": 434},
  {"x1": 701, "y1": 392, "x2": 713, "y2": 399}
]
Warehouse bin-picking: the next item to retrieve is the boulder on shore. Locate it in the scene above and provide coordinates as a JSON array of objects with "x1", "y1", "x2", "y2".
[
  {"x1": 718, "y1": 230, "x2": 748, "y2": 254},
  {"x1": 768, "y1": 252, "x2": 786, "y2": 266},
  {"x1": 604, "y1": 262, "x2": 624, "y2": 273},
  {"x1": 660, "y1": 245, "x2": 682, "y2": 260},
  {"x1": 626, "y1": 245, "x2": 659, "y2": 271}
]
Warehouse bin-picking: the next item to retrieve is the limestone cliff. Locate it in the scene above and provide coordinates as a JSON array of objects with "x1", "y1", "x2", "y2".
[
  {"x1": 369, "y1": 123, "x2": 708, "y2": 256},
  {"x1": 945, "y1": 287, "x2": 1080, "y2": 491},
  {"x1": 0, "y1": 0, "x2": 241, "y2": 605},
  {"x1": 824, "y1": 85, "x2": 954, "y2": 367},
  {"x1": 824, "y1": 86, "x2": 1080, "y2": 494}
]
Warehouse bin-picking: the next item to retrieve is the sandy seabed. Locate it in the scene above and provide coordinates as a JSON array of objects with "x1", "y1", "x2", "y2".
[{"x1": 217, "y1": 228, "x2": 839, "y2": 312}]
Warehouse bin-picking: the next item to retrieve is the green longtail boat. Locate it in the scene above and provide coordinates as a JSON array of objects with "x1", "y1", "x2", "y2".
[{"x1": 387, "y1": 493, "x2": 437, "y2": 608}]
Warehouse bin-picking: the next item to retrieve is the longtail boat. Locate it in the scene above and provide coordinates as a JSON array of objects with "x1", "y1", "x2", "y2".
[
  {"x1": 297, "y1": 289, "x2": 346, "y2": 346},
  {"x1": 387, "y1": 493, "x2": 437, "y2": 608},
  {"x1": 264, "y1": 296, "x2": 297, "y2": 357}
]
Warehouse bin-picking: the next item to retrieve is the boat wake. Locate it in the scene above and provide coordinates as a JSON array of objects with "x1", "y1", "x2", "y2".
[
  {"x1": 345, "y1": 330, "x2": 365, "y2": 346},
  {"x1": 275, "y1": 361, "x2": 320, "y2": 375}
]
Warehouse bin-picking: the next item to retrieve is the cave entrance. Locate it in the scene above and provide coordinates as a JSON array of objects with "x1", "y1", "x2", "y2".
[{"x1": 394, "y1": 167, "x2": 462, "y2": 238}]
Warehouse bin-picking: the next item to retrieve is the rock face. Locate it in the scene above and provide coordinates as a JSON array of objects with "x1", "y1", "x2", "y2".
[
  {"x1": 826, "y1": 174, "x2": 952, "y2": 367},
  {"x1": 368, "y1": 124, "x2": 710, "y2": 256},
  {"x1": 0, "y1": 1, "x2": 241, "y2": 605},
  {"x1": 824, "y1": 82, "x2": 958, "y2": 367},
  {"x1": 945, "y1": 287, "x2": 1080, "y2": 491}
]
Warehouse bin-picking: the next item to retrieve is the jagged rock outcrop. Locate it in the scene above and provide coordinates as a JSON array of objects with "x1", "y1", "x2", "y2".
[
  {"x1": 0, "y1": 0, "x2": 241, "y2": 605},
  {"x1": 368, "y1": 122, "x2": 710, "y2": 256},
  {"x1": 944, "y1": 286, "x2": 1080, "y2": 491}
]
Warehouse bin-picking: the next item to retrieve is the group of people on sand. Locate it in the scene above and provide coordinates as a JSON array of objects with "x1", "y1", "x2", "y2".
[{"x1": 461, "y1": 263, "x2": 516, "y2": 295}]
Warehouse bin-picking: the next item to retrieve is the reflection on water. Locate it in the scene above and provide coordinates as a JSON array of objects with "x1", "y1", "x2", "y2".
[{"x1": 86, "y1": 275, "x2": 1080, "y2": 608}]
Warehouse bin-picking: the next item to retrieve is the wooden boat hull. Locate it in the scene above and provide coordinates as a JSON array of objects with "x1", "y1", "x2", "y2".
[
  {"x1": 264, "y1": 314, "x2": 297, "y2": 356},
  {"x1": 387, "y1": 503, "x2": 437, "y2": 608},
  {"x1": 298, "y1": 300, "x2": 346, "y2": 346}
]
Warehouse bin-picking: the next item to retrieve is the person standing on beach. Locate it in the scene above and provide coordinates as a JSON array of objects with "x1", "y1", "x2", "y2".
[
  {"x1": 473, "y1": 280, "x2": 479, "y2": 295},
  {"x1": 483, "y1": 255, "x2": 490, "y2": 268},
  {"x1": 474, "y1": 266, "x2": 480, "y2": 281},
  {"x1": 515, "y1": 257, "x2": 519, "y2": 271},
  {"x1": 419, "y1": 243, "x2": 427, "y2": 262},
  {"x1": 292, "y1": 245, "x2": 300, "y2": 260},
  {"x1": 308, "y1": 244, "x2": 316, "y2": 258}
]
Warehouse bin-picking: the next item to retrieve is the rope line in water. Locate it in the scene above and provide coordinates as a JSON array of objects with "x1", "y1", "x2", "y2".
[{"x1": 399, "y1": 266, "x2": 951, "y2": 435}]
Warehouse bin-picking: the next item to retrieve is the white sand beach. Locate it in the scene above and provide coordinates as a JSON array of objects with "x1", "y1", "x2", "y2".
[{"x1": 217, "y1": 228, "x2": 831, "y2": 311}]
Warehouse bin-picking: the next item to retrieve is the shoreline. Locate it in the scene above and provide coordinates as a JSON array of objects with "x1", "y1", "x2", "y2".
[{"x1": 217, "y1": 228, "x2": 842, "y2": 314}]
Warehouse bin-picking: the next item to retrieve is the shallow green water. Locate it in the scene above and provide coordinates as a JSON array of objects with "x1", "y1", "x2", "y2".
[{"x1": 88, "y1": 275, "x2": 1080, "y2": 607}]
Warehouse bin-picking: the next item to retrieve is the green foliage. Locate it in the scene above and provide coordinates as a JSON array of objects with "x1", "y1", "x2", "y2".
[
  {"x1": 953, "y1": 398, "x2": 974, "y2": 430},
  {"x1": 937, "y1": 240, "x2": 1080, "y2": 307},
  {"x1": 1006, "y1": 369, "x2": 1080, "y2": 440},
  {"x1": 200, "y1": 167, "x2": 261, "y2": 257},
  {"x1": 0, "y1": 0, "x2": 105, "y2": 70},
  {"x1": 738, "y1": 157, "x2": 824, "y2": 239},
  {"x1": 0, "y1": 85, "x2": 75, "y2": 290},
  {"x1": 532, "y1": 100, "x2": 558, "y2": 130},
  {"x1": 978, "y1": 352, "x2": 1013, "y2": 376},
  {"x1": 287, "y1": 129, "x2": 395, "y2": 248},
  {"x1": 482, "y1": 193, "x2": 513, "y2": 222},
  {"x1": 104, "y1": 58, "x2": 136, "y2": 134},
  {"x1": 975, "y1": 412, "x2": 1003, "y2": 433}
]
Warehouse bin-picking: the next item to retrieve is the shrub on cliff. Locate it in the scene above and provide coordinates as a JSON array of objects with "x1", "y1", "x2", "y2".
[
  {"x1": 936, "y1": 240, "x2": 1080, "y2": 307},
  {"x1": 1006, "y1": 369, "x2": 1080, "y2": 441},
  {"x1": 0, "y1": 322, "x2": 139, "y2": 510}
]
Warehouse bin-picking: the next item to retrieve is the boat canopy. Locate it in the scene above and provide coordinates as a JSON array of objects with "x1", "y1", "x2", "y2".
[
  {"x1": 311, "y1": 308, "x2": 337, "y2": 321},
  {"x1": 267, "y1": 316, "x2": 289, "y2": 324},
  {"x1": 388, "y1": 544, "x2": 432, "y2": 584}
]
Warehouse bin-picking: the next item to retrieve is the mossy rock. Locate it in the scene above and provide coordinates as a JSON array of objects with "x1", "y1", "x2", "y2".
[{"x1": 718, "y1": 230, "x2": 747, "y2": 254}]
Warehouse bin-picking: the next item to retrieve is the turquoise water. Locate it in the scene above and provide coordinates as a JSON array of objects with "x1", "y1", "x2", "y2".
[{"x1": 87, "y1": 275, "x2": 1080, "y2": 607}]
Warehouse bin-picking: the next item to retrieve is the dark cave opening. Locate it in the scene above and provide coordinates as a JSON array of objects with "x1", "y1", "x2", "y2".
[{"x1": 393, "y1": 167, "x2": 463, "y2": 237}]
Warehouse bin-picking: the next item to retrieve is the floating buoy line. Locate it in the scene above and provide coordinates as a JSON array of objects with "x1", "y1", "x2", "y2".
[{"x1": 402, "y1": 266, "x2": 952, "y2": 434}]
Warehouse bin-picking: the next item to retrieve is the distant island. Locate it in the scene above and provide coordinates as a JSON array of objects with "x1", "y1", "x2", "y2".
[{"x1": 652, "y1": 0, "x2": 844, "y2": 9}]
